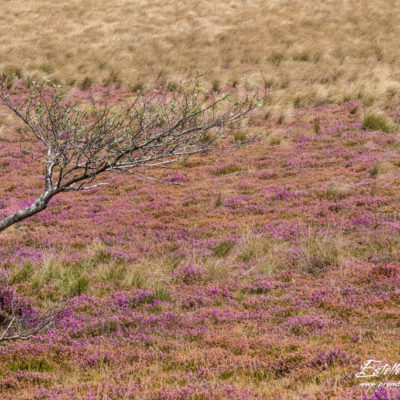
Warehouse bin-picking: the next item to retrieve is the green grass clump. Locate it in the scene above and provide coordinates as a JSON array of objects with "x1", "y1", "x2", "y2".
[
  {"x1": 31, "y1": 260, "x2": 92, "y2": 298},
  {"x1": 152, "y1": 283, "x2": 171, "y2": 302},
  {"x1": 370, "y1": 164, "x2": 380, "y2": 177},
  {"x1": 212, "y1": 164, "x2": 241, "y2": 176},
  {"x1": 215, "y1": 193, "x2": 223, "y2": 207},
  {"x1": 9, "y1": 263, "x2": 34, "y2": 284},
  {"x1": 362, "y1": 112, "x2": 397, "y2": 133},
  {"x1": 298, "y1": 234, "x2": 345, "y2": 275},
  {"x1": 10, "y1": 358, "x2": 53, "y2": 372},
  {"x1": 232, "y1": 130, "x2": 248, "y2": 143},
  {"x1": 214, "y1": 241, "x2": 235, "y2": 257}
]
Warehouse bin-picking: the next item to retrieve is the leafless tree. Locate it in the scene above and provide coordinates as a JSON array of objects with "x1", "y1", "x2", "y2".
[{"x1": 0, "y1": 76, "x2": 257, "y2": 233}]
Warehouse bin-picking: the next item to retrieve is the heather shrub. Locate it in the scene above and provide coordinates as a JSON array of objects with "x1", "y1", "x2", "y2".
[
  {"x1": 308, "y1": 348, "x2": 353, "y2": 370},
  {"x1": 224, "y1": 194, "x2": 250, "y2": 209},
  {"x1": 242, "y1": 278, "x2": 274, "y2": 294},
  {"x1": 150, "y1": 384, "x2": 259, "y2": 400},
  {"x1": 164, "y1": 173, "x2": 187, "y2": 182},
  {"x1": 362, "y1": 233, "x2": 400, "y2": 264},
  {"x1": 256, "y1": 168, "x2": 278, "y2": 180},
  {"x1": 172, "y1": 264, "x2": 204, "y2": 284},
  {"x1": 282, "y1": 314, "x2": 330, "y2": 336},
  {"x1": 358, "y1": 388, "x2": 400, "y2": 400},
  {"x1": 271, "y1": 352, "x2": 305, "y2": 377},
  {"x1": 0, "y1": 286, "x2": 36, "y2": 327},
  {"x1": 86, "y1": 318, "x2": 118, "y2": 338},
  {"x1": 370, "y1": 263, "x2": 399, "y2": 278},
  {"x1": 117, "y1": 289, "x2": 156, "y2": 309}
]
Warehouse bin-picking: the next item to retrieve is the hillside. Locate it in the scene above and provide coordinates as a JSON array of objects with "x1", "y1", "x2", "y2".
[{"x1": 1, "y1": 98, "x2": 400, "y2": 398}]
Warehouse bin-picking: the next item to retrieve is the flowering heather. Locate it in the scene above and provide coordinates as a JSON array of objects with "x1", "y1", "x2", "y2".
[
  {"x1": 0, "y1": 286, "x2": 37, "y2": 327},
  {"x1": 309, "y1": 348, "x2": 354, "y2": 370},
  {"x1": 281, "y1": 314, "x2": 333, "y2": 336},
  {"x1": 164, "y1": 173, "x2": 188, "y2": 183},
  {"x1": 1, "y1": 101, "x2": 400, "y2": 398},
  {"x1": 172, "y1": 264, "x2": 204, "y2": 285},
  {"x1": 357, "y1": 388, "x2": 400, "y2": 400}
]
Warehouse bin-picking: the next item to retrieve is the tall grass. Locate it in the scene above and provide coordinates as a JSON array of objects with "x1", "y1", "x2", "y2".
[{"x1": 1, "y1": 0, "x2": 400, "y2": 112}]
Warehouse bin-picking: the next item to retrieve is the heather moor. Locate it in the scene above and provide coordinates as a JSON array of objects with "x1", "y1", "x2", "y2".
[{"x1": 1, "y1": 1, "x2": 400, "y2": 399}]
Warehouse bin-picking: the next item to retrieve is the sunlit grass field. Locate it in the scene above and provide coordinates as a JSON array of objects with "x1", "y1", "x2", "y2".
[{"x1": 2, "y1": 0, "x2": 400, "y2": 114}]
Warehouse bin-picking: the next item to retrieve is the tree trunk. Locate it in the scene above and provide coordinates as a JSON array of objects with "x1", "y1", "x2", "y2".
[{"x1": 0, "y1": 190, "x2": 54, "y2": 233}]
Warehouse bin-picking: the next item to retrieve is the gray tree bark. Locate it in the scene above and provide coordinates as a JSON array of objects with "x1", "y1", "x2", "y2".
[{"x1": 0, "y1": 190, "x2": 55, "y2": 233}]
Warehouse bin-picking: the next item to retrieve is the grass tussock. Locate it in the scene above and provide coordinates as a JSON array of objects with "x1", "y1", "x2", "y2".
[
  {"x1": 296, "y1": 233, "x2": 346, "y2": 275},
  {"x1": 369, "y1": 161, "x2": 397, "y2": 177},
  {"x1": 324, "y1": 182, "x2": 350, "y2": 201},
  {"x1": 234, "y1": 234, "x2": 291, "y2": 275},
  {"x1": 362, "y1": 112, "x2": 398, "y2": 133}
]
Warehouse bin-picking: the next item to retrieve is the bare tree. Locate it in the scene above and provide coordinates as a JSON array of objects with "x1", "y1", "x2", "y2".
[{"x1": 0, "y1": 76, "x2": 257, "y2": 233}]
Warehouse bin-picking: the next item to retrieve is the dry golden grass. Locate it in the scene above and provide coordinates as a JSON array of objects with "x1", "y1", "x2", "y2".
[{"x1": 2, "y1": 0, "x2": 400, "y2": 112}]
